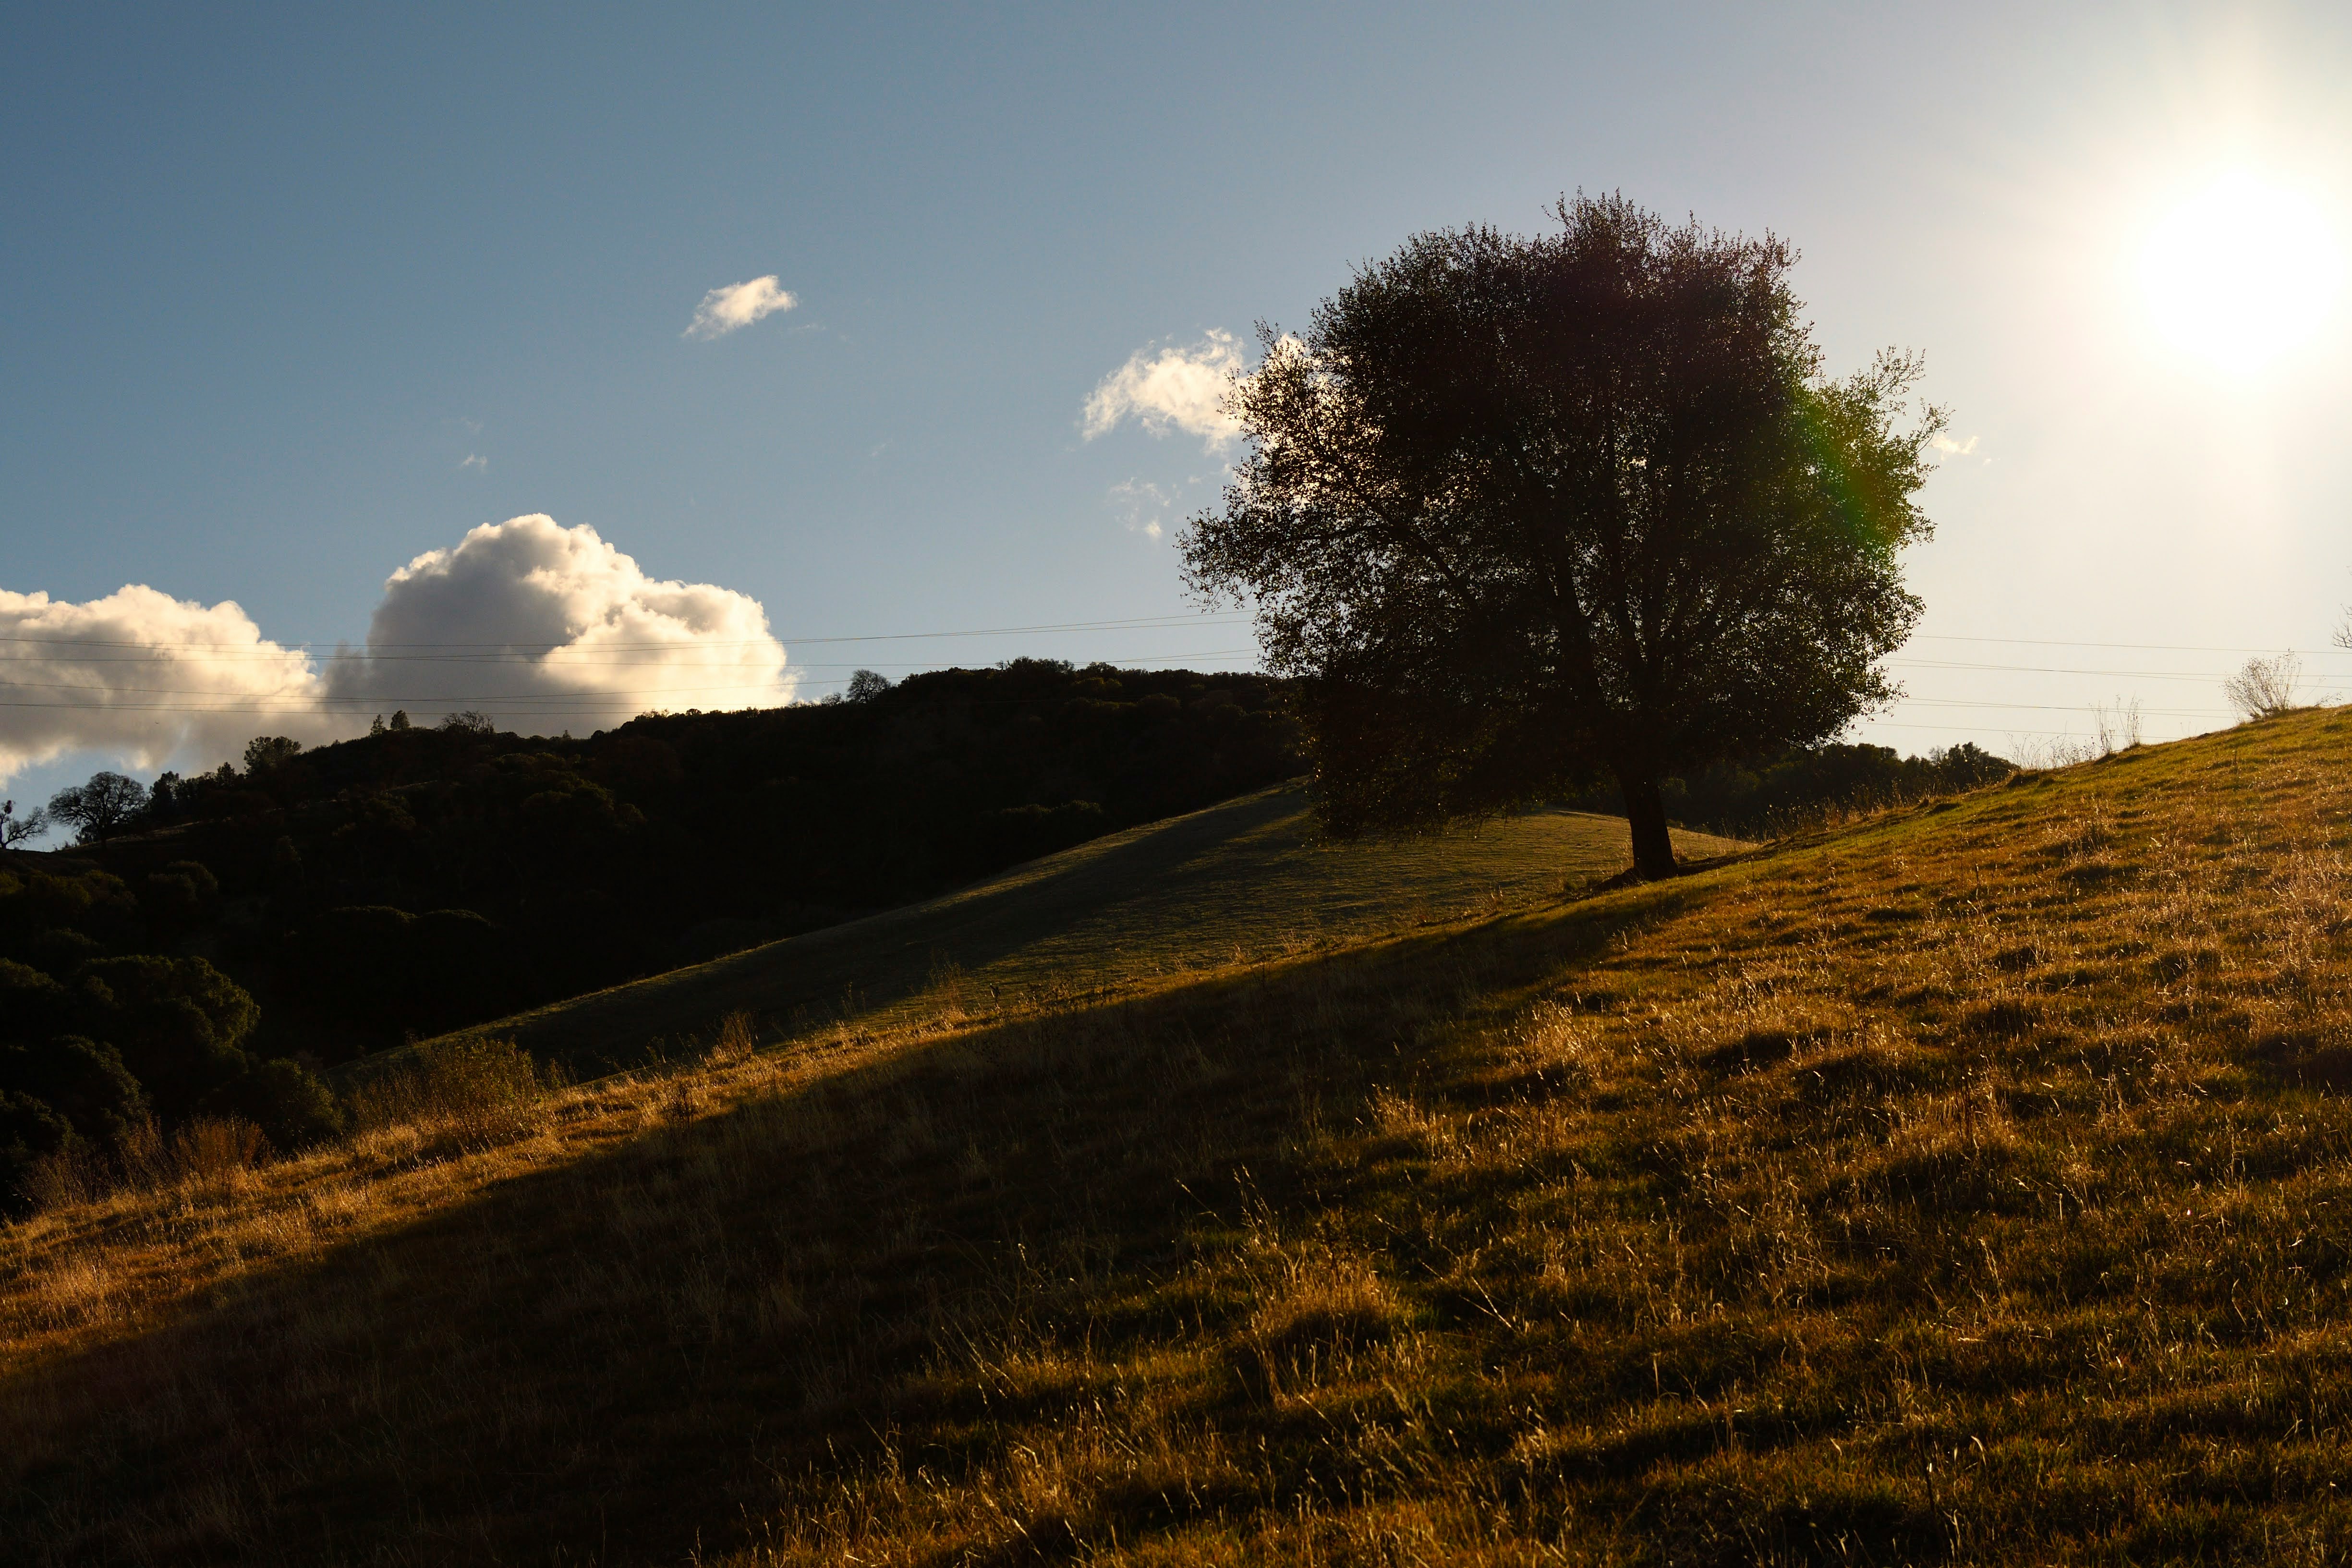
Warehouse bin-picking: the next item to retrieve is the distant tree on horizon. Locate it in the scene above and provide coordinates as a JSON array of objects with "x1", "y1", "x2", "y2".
[
  {"x1": 1, "y1": 799, "x2": 49, "y2": 850},
  {"x1": 48, "y1": 772, "x2": 151, "y2": 845},
  {"x1": 243, "y1": 735, "x2": 303, "y2": 773},
  {"x1": 1182, "y1": 193, "x2": 1943, "y2": 877}
]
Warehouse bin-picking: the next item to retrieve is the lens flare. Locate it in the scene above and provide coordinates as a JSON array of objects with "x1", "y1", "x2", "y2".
[{"x1": 2139, "y1": 172, "x2": 2343, "y2": 374}]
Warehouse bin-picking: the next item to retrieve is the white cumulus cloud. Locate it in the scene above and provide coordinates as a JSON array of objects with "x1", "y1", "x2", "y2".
[
  {"x1": 684, "y1": 275, "x2": 798, "y2": 339},
  {"x1": 1082, "y1": 330, "x2": 1245, "y2": 449},
  {"x1": 0, "y1": 515, "x2": 798, "y2": 788},
  {"x1": 0, "y1": 585, "x2": 336, "y2": 783},
  {"x1": 323, "y1": 515, "x2": 794, "y2": 732},
  {"x1": 1930, "y1": 433, "x2": 1981, "y2": 458}
]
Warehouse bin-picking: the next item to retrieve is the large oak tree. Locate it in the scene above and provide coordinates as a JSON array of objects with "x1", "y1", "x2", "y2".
[{"x1": 1182, "y1": 194, "x2": 1941, "y2": 877}]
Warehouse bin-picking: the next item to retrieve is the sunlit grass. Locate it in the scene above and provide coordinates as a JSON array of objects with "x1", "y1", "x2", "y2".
[{"x1": 11, "y1": 714, "x2": 2352, "y2": 1562}]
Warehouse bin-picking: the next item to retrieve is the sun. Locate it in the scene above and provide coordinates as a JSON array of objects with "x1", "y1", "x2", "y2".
[{"x1": 2139, "y1": 172, "x2": 2343, "y2": 374}]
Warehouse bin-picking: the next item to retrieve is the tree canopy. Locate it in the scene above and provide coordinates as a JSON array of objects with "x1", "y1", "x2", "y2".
[
  {"x1": 48, "y1": 772, "x2": 150, "y2": 845},
  {"x1": 1182, "y1": 194, "x2": 1942, "y2": 876}
]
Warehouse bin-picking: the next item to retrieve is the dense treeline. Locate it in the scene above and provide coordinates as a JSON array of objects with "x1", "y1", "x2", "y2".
[
  {"x1": 1565, "y1": 740, "x2": 2014, "y2": 836},
  {"x1": 19, "y1": 661, "x2": 1302, "y2": 1068}
]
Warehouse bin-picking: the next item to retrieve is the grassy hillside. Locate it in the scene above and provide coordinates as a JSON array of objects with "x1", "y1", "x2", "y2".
[
  {"x1": 10, "y1": 710, "x2": 2352, "y2": 1563},
  {"x1": 439, "y1": 784, "x2": 1742, "y2": 1072}
]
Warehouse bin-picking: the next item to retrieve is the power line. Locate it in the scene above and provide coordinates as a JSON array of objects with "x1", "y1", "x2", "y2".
[
  {"x1": 0, "y1": 604, "x2": 2327, "y2": 741},
  {"x1": 0, "y1": 650, "x2": 1267, "y2": 714},
  {"x1": 1891, "y1": 657, "x2": 2303, "y2": 684},
  {"x1": 1888, "y1": 697, "x2": 2252, "y2": 717},
  {"x1": 0, "y1": 611, "x2": 1257, "y2": 655},
  {"x1": 0, "y1": 649, "x2": 1257, "y2": 702},
  {"x1": 1913, "y1": 632, "x2": 2343, "y2": 655}
]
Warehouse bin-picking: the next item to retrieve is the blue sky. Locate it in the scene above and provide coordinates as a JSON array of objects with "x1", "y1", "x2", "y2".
[{"x1": 6, "y1": 1, "x2": 2352, "y2": 814}]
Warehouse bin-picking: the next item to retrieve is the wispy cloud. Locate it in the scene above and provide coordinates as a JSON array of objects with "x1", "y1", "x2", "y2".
[
  {"x1": 459, "y1": 453, "x2": 487, "y2": 471},
  {"x1": 1108, "y1": 478, "x2": 1178, "y2": 539},
  {"x1": 684, "y1": 275, "x2": 798, "y2": 340},
  {"x1": 1931, "y1": 433, "x2": 1981, "y2": 458},
  {"x1": 1083, "y1": 330, "x2": 1245, "y2": 449}
]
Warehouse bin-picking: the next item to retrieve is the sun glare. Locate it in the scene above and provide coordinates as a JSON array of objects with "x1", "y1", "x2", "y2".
[{"x1": 2140, "y1": 172, "x2": 2343, "y2": 374}]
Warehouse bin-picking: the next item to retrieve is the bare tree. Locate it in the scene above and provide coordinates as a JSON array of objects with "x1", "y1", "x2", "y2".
[
  {"x1": 48, "y1": 772, "x2": 150, "y2": 844},
  {"x1": 2224, "y1": 652, "x2": 2301, "y2": 722},
  {"x1": 1, "y1": 799, "x2": 49, "y2": 849}
]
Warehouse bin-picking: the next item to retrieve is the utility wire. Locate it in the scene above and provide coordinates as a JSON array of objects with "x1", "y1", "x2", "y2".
[
  {"x1": 1913, "y1": 633, "x2": 2343, "y2": 655},
  {"x1": 0, "y1": 608, "x2": 2331, "y2": 736},
  {"x1": 0, "y1": 611, "x2": 1256, "y2": 655}
]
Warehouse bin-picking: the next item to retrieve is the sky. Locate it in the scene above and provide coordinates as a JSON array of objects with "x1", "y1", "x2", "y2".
[{"x1": 5, "y1": 1, "x2": 2352, "y2": 822}]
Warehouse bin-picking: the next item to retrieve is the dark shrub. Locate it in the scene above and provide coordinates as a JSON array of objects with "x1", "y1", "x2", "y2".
[
  {"x1": 0, "y1": 1089, "x2": 78, "y2": 1210},
  {"x1": 217, "y1": 1057, "x2": 346, "y2": 1150},
  {"x1": 0, "y1": 1036, "x2": 146, "y2": 1145},
  {"x1": 0, "y1": 959, "x2": 73, "y2": 1040},
  {"x1": 74, "y1": 955, "x2": 258, "y2": 1117}
]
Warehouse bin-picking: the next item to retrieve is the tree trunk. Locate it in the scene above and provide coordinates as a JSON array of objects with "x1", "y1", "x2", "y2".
[{"x1": 1619, "y1": 769, "x2": 1677, "y2": 880}]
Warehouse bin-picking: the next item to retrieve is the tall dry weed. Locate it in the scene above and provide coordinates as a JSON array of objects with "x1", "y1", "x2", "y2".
[
  {"x1": 13, "y1": 1143, "x2": 110, "y2": 1214},
  {"x1": 348, "y1": 1035, "x2": 548, "y2": 1149},
  {"x1": 15, "y1": 1115, "x2": 274, "y2": 1215},
  {"x1": 710, "y1": 1009, "x2": 761, "y2": 1065},
  {"x1": 169, "y1": 1118, "x2": 273, "y2": 1191}
]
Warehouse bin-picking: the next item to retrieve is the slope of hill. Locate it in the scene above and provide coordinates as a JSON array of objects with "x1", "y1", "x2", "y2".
[
  {"x1": 45, "y1": 660, "x2": 1305, "y2": 1061},
  {"x1": 437, "y1": 783, "x2": 1744, "y2": 1073},
  {"x1": 10, "y1": 709, "x2": 2352, "y2": 1564}
]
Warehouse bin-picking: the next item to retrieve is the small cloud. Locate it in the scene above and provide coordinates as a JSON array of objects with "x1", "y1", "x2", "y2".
[
  {"x1": 459, "y1": 453, "x2": 488, "y2": 472},
  {"x1": 685, "y1": 275, "x2": 798, "y2": 340},
  {"x1": 1930, "y1": 433, "x2": 1981, "y2": 458},
  {"x1": 1083, "y1": 330, "x2": 1245, "y2": 450},
  {"x1": 1109, "y1": 478, "x2": 1178, "y2": 539}
]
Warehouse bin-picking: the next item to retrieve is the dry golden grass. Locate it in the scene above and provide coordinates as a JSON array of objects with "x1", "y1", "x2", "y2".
[{"x1": 13, "y1": 713, "x2": 2352, "y2": 1563}]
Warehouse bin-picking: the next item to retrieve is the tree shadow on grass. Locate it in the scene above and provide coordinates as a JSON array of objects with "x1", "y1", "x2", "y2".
[{"x1": 0, "y1": 883, "x2": 1703, "y2": 1567}]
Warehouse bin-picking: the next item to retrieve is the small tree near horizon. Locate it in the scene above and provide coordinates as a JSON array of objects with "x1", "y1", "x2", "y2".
[
  {"x1": 48, "y1": 772, "x2": 150, "y2": 845},
  {"x1": 1, "y1": 799, "x2": 49, "y2": 849},
  {"x1": 243, "y1": 735, "x2": 303, "y2": 772},
  {"x1": 1181, "y1": 194, "x2": 1941, "y2": 877}
]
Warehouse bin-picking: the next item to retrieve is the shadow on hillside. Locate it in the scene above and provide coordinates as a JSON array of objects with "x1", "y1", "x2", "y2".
[
  {"x1": 432, "y1": 786, "x2": 1716, "y2": 1080},
  {"x1": 0, "y1": 881, "x2": 1707, "y2": 1567}
]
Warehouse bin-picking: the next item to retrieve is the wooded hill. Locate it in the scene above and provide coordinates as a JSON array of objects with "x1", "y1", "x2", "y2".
[{"x1": 28, "y1": 661, "x2": 1306, "y2": 1063}]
